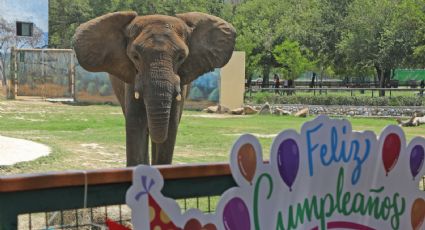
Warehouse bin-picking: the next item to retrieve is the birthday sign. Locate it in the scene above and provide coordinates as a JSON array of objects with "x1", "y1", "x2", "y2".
[{"x1": 126, "y1": 115, "x2": 425, "y2": 230}]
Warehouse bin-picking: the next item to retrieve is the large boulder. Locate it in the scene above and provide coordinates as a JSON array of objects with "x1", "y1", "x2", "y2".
[
  {"x1": 295, "y1": 107, "x2": 309, "y2": 117},
  {"x1": 244, "y1": 105, "x2": 258, "y2": 115},
  {"x1": 231, "y1": 108, "x2": 244, "y2": 115},
  {"x1": 259, "y1": 102, "x2": 271, "y2": 115},
  {"x1": 274, "y1": 108, "x2": 291, "y2": 116},
  {"x1": 205, "y1": 105, "x2": 219, "y2": 113}
]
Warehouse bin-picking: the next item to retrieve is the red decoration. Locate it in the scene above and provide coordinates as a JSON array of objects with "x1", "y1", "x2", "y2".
[
  {"x1": 149, "y1": 194, "x2": 180, "y2": 229},
  {"x1": 382, "y1": 133, "x2": 401, "y2": 176},
  {"x1": 106, "y1": 218, "x2": 131, "y2": 230},
  {"x1": 184, "y1": 218, "x2": 217, "y2": 230}
]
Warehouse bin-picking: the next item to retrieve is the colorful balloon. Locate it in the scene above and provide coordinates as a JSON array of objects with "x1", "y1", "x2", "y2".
[
  {"x1": 203, "y1": 223, "x2": 218, "y2": 230},
  {"x1": 237, "y1": 143, "x2": 257, "y2": 185},
  {"x1": 382, "y1": 133, "x2": 401, "y2": 176},
  {"x1": 184, "y1": 219, "x2": 202, "y2": 230},
  {"x1": 223, "y1": 197, "x2": 250, "y2": 230},
  {"x1": 411, "y1": 198, "x2": 425, "y2": 230},
  {"x1": 410, "y1": 145, "x2": 425, "y2": 179},
  {"x1": 277, "y1": 138, "x2": 299, "y2": 191}
]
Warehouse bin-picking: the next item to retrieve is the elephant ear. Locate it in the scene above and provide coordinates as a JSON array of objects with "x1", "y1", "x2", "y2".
[
  {"x1": 73, "y1": 11, "x2": 137, "y2": 83},
  {"x1": 176, "y1": 12, "x2": 236, "y2": 85}
]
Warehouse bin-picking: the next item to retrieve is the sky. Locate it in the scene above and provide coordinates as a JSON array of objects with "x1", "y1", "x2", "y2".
[{"x1": 0, "y1": 0, "x2": 48, "y2": 32}]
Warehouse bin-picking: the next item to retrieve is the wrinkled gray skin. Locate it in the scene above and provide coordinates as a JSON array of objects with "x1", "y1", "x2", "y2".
[{"x1": 73, "y1": 12, "x2": 236, "y2": 166}]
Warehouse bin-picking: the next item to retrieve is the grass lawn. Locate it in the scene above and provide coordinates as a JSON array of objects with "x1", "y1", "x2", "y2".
[{"x1": 0, "y1": 99, "x2": 424, "y2": 175}]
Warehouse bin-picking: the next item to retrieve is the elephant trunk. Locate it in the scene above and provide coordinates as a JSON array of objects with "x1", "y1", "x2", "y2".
[
  {"x1": 134, "y1": 66, "x2": 179, "y2": 143},
  {"x1": 146, "y1": 95, "x2": 172, "y2": 143}
]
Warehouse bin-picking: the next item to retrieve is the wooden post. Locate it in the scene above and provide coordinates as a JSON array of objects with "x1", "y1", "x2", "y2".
[
  {"x1": 70, "y1": 51, "x2": 76, "y2": 101},
  {"x1": 6, "y1": 47, "x2": 16, "y2": 99}
]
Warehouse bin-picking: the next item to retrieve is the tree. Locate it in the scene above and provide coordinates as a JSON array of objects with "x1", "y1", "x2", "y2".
[
  {"x1": 273, "y1": 40, "x2": 316, "y2": 79},
  {"x1": 232, "y1": 0, "x2": 285, "y2": 85},
  {"x1": 0, "y1": 17, "x2": 14, "y2": 86},
  {"x1": 49, "y1": 0, "x2": 92, "y2": 48},
  {"x1": 338, "y1": 0, "x2": 423, "y2": 96}
]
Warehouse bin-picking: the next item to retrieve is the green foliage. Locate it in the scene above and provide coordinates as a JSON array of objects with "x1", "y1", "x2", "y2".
[
  {"x1": 337, "y1": 0, "x2": 425, "y2": 85},
  {"x1": 251, "y1": 93, "x2": 425, "y2": 107},
  {"x1": 48, "y1": 0, "x2": 233, "y2": 49},
  {"x1": 273, "y1": 40, "x2": 316, "y2": 79},
  {"x1": 48, "y1": 0, "x2": 425, "y2": 84}
]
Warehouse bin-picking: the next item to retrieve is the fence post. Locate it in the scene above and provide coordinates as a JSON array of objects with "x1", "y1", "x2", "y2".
[
  {"x1": 70, "y1": 51, "x2": 76, "y2": 101},
  {"x1": 6, "y1": 47, "x2": 16, "y2": 99}
]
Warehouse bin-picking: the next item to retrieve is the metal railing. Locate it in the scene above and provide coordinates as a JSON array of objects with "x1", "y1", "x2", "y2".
[
  {"x1": 0, "y1": 163, "x2": 235, "y2": 230},
  {"x1": 1, "y1": 163, "x2": 425, "y2": 229}
]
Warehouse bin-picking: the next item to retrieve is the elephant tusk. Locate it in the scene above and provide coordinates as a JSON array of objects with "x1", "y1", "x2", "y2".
[
  {"x1": 134, "y1": 91, "x2": 140, "y2": 100},
  {"x1": 176, "y1": 93, "x2": 182, "y2": 101}
]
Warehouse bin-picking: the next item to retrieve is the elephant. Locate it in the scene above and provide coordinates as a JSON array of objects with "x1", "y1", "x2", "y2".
[{"x1": 73, "y1": 11, "x2": 236, "y2": 166}]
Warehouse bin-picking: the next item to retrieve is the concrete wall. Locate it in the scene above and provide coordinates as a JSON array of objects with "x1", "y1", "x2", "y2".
[{"x1": 220, "y1": 51, "x2": 245, "y2": 110}]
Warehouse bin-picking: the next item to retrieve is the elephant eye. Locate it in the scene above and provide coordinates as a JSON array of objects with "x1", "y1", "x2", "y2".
[{"x1": 131, "y1": 52, "x2": 140, "y2": 61}]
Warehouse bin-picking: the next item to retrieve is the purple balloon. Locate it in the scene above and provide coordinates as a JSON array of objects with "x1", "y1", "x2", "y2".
[
  {"x1": 223, "y1": 197, "x2": 250, "y2": 230},
  {"x1": 410, "y1": 145, "x2": 425, "y2": 179},
  {"x1": 277, "y1": 138, "x2": 299, "y2": 191}
]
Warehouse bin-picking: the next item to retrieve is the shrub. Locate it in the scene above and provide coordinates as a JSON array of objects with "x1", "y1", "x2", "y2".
[{"x1": 250, "y1": 93, "x2": 425, "y2": 106}]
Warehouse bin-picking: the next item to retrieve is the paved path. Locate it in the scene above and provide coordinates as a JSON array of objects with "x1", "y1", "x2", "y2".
[{"x1": 0, "y1": 135, "x2": 50, "y2": 165}]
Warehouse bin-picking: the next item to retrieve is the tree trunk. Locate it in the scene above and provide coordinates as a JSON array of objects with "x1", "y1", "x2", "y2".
[
  {"x1": 384, "y1": 69, "x2": 391, "y2": 88},
  {"x1": 375, "y1": 65, "x2": 385, "y2": 97},
  {"x1": 262, "y1": 67, "x2": 270, "y2": 89}
]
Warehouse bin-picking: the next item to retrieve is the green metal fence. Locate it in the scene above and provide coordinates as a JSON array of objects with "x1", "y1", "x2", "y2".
[{"x1": 0, "y1": 163, "x2": 235, "y2": 230}]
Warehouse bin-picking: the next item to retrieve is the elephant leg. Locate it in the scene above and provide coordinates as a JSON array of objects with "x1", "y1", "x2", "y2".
[
  {"x1": 109, "y1": 75, "x2": 126, "y2": 115},
  {"x1": 151, "y1": 85, "x2": 187, "y2": 165},
  {"x1": 125, "y1": 83, "x2": 150, "y2": 166}
]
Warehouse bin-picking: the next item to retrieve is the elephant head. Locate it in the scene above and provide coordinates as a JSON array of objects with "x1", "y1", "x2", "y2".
[{"x1": 73, "y1": 12, "x2": 236, "y2": 143}]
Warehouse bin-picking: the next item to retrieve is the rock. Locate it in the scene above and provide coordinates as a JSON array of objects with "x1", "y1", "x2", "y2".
[
  {"x1": 206, "y1": 105, "x2": 219, "y2": 113},
  {"x1": 244, "y1": 105, "x2": 258, "y2": 115},
  {"x1": 231, "y1": 108, "x2": 244, "y2": 115},
  {"x1": 295, "y1": 108, "x2": 309, "y2": 117},
  {"x1": 259, "y1": 103, "x2": 271, "y2": 115},
  {"x1": 275, "y1": 108, "x2": 291, "y2": 116}
]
